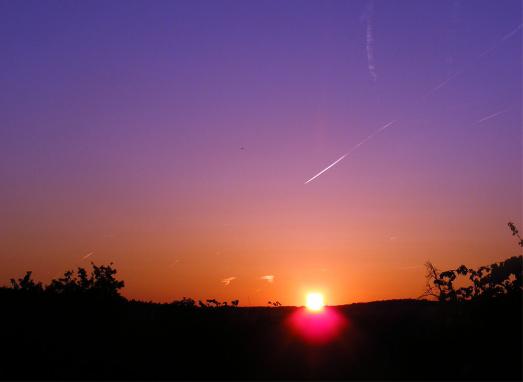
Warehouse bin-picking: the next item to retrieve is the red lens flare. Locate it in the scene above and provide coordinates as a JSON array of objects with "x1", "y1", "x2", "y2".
[{"x1": 287, "y1": 307, "x2": 347, "y2": 345}]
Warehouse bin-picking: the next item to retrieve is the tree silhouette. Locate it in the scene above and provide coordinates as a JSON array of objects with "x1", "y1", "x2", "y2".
[
  {"x1": 10, "y1": 263, "x2": 125, "y2": 300},
  {"x1": 422, "y1": 222, "x2": 523, "y2": 302},
  {"x1": 508, "y1": 221, "x2": 523, "y2": 247},
  {"x1": 10, "y1": 271, "x2": 44, "y2": 294}
]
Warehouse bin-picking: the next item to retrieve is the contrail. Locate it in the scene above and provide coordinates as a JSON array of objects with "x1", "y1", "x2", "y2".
[
  {"x1": 475, "y1": 108, "x2": 510, "y2": 125},
  {"x1": 426, "y1": 21, "x2": 521, "y2": 97},
  {"x1": 364, "y1": 1, "x2": 377, "y2": 82},
  {"x1": 305, "y1": 153, "x2": 349, "y2": 184},
  {"x1": 305, "y1": 22, "x2": 520, "y2": 185},
  {"x1": 305, "y1": 121, "x2": 395, "y2": 184},
  {"x1": 82, "y1": 252, "x2": 94, "y2": 260}
]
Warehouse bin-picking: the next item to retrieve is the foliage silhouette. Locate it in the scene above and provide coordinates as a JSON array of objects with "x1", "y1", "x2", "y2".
[
  {"x1": 10, "y1": 271, "x2": 44, "y2": 294},
  {"x1": 422, "y1": 223, "x2": 522, "y2": 302},
  {"x1": 46, "y1": 262, "x2": 125, "y2": 300},
  {"x1": 8, "y1": 262, "x2": 125, "y2": 301},
  {"x1": 508, "y1": 221, "x2": 523, "y2": 247}
]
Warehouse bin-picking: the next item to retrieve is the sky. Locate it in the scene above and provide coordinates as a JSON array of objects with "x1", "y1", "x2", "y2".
[{"x1": 0, "y1": 0, "x2": 521, "y2": 306}]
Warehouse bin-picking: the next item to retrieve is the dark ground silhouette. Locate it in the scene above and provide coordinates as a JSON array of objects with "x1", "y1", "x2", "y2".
[
  {"x1": 0, "y1": 294, "x2": 520, "y2": 380},
  {"x1": 0, "y1": 223, "x2": 521, "y2": 380}
]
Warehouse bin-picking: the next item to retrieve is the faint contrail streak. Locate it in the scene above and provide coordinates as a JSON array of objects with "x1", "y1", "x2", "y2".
[
  {"x1": 424, "y1": 70, "x2": 463, "y2": 98},
  {"x1": 478, "y1": 45, "x2": 497, "y2": 58},
  {"x1": 305, "y1": 121, "x2": 395, "y2": 184},
  {"x1": 475, "y1": 108, "x2": 510, "y2": 124},
  {"x1": 502, "y1": 23, "x2": 522, "y2": 41},
  {"x1": 480, "y1": 23, "x2": 522, "y2": 57}
]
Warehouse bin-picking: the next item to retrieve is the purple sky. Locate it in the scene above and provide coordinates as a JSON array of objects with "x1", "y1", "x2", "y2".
[{"x1": 0, "y1": 0, "x2": 521, "y2": 305}]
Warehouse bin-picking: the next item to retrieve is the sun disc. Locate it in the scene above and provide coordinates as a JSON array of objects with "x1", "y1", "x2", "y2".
[{"x1": 306, "y1": 292, "x2": 324, "y2": 312}]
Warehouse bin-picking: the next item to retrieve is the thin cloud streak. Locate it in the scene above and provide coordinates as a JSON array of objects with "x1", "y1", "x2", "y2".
[{"x1": 305, "y1": 121, "x2": 395, "y2": 184}]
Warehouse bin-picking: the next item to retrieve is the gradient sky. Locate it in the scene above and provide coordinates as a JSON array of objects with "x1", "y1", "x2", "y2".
[{"x1": 1, "y1": 0, "x2": 521, "y2": 306}]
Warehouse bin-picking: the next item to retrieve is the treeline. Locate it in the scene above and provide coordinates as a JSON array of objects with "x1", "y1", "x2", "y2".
[
  {"x1": 2, "y1": 264, "x2": 242, "y2": 308},
  {"x1": 171, "y1": 297, "x2": 239, "y2": 308}
]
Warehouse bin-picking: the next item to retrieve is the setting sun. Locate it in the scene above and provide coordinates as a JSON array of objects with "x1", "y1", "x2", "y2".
[{"x1": 306, "y1": 292, "x2": 325, "y2": 312}]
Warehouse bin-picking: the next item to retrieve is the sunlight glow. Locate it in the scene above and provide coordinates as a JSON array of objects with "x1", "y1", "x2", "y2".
[{"x1": 306, "y1": 292, "x2": 324, "y2": 312}]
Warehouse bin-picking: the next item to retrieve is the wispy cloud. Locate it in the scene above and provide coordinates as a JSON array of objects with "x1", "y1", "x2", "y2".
[
  {"x1": 475, "y1": 108, "x2": 510, "y2": 125},
  {"x1": 305, "y1": 121, "x2": 395, "y2": 184},
  {"x1": 363, "y1": 1, "x2": 377, "y2": 82},
  {"x1": 260, "y1": 275, "x2": 274, "y2": 283},
  {"x1": 82, "y1": 252, "x2": 94, "y2": 260},
  {"x1": 221, "y1": 277, "x2": 236, "y2": 286}
]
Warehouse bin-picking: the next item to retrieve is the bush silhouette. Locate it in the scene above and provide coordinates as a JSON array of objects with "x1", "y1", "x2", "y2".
[{"x1": 196, "y1": 298, "x2": 239, "y2": 308}]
